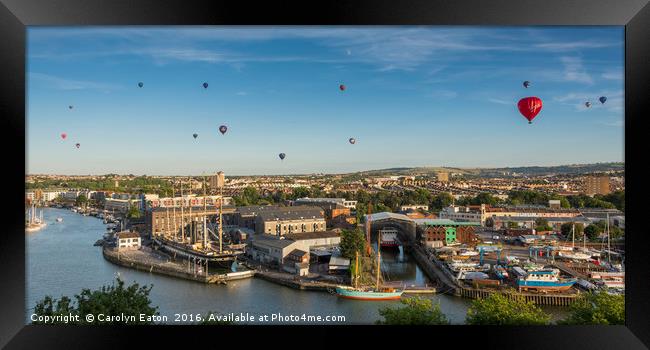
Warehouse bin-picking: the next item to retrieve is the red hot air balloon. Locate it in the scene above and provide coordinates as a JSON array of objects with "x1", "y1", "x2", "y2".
[
  {"x1": 61, "y1": 133, "x2": 67, "y2": 140},
  {"x1": 339, "y1": 84, "x2": 346, "y2": 91},
  {"x1": 517, "y1": 97, "x2": 543, "y2": 124}
]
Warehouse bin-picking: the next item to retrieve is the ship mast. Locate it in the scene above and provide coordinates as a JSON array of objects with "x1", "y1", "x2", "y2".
[
  {"x1": 354, "y1": 251, "x2": 359, "y2": 289},
  {"x1": 219, "y1": 180, "x2": 223, "y2": 253},
  {"x1": 203, "y1": 175, "x2": 207, "y2": 251},
  {"x1": 376, "y1": 230, "x2": 381, "y2": 291},
  {"x1": 180, "y1": 180, "x2": 185, "y2": 242},
  {"x1": 572, "y1": 223, "x2": 575, "y2": 249},
  {"x1": 188, "y1": 177, "x2": 193, "y2": 244},
  {"x1": 173, "y1": 183, "x2": 177, "y2": 241},
  {"x1": 606, "y1": 212, "x2": 611, "y2": 263}
]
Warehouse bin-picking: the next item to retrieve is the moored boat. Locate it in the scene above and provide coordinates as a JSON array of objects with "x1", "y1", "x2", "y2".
[
  {"x1": 335, "y1": 221, "x2": 403, "y2": 301},
  {"x1": 335, "y1": 286, "x2": 403, "y2": 300},
  {"x1": 379, "y1": 227, "x2": 400, "y2": 248},
  {"x1": 517, "y1": 268, "x2": 576, "y2": 292}
]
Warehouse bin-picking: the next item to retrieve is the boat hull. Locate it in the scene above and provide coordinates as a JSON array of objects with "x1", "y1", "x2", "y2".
[
  {"x1": 517, "y1": 279, "x2": 576, "y2": 291},
  {"x1": 335, "y1": 287, "x2": 403, "y2": 300}
]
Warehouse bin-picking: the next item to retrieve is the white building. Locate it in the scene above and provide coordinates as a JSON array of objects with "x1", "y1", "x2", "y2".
[
  {"x1": 116, "y1": 231, "x2": 141, "y2": 251},
  {"x1": 105, "y1": 198, "x2": 141, "y2": 213},
  {"x1": 294, "y1": 197, "x2": 357, "y2": 209},
  {"x1": 439, "y1": 206, "x2": 482, "y2": 223},
  {"x1": 400, "y1": 204, "x2": 429, "y2": 212}
]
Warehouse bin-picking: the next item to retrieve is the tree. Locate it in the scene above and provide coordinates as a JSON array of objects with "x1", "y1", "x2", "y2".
[
  {"x1": 376, "y1": 297, "x2": 449, "y2": 325},
  {"x1": 584, "y1": 223, "x2": 603, "y2": 241},
  {"x1": 127, "y1": 204, "x2": 142, "y2": 219},
  {"x1": 430, "y1": 192, "x2": 454, "y2": 211},
  {"x1": 534, "y1": 218, "x2": 552, "y2": 232},
  {"x1": 471, "y1": 192, "x2": 500, "y2": 206},
  {"x1": 32, "y1": 278, "x2": 159, "y2": 325},
  {"x1": 75, "y1": 194, "x2": 88, "y2": 208},
  {"x1": 560, "y1": 222, "x2": 584, "y2": 239},
  {"x1": 466, "y1": 293, "x2": 551, "y2": 325},
  {"x1": 339, "y1": 228, "x2": 367, "y2": 260},
  {"x1": 485, "y1": 217, "x2": 495, "y2": 228},
  {"x1": 559, "y1": 291, "x2": 624, "y2": 325}
]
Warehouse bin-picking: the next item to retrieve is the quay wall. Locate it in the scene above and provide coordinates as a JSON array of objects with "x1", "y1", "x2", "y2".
[
  {"x1": 406, "y1": 245, "x2": 580, "y2": 306},
  {"x1": 102, "y1": 247, "x2": 224, "y2": 284}
]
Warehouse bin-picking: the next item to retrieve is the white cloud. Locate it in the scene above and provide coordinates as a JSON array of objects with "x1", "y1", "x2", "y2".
[
  {"x1": 560, "y1": 56, "x2": 593, "y2": 84},
  {"x1": 487, "y1": 98, "x2": 512, "y2": 105},
  {"x1": 535, "y1": 41, "x2": 619, "y2": 51},
  {"x1": 28, "y1": 72, "x2": 122, "y2": 91},
  {"x1": 431, "y1": 89, "x2": 457, "y2": 99}
]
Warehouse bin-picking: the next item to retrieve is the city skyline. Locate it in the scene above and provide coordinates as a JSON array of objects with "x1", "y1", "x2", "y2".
[{"x1": 27, "y1": 27, "x2": 624, "y2": 175}]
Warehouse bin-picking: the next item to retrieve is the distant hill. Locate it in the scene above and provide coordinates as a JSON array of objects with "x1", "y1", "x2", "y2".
[{"x1": 351, "y1": 162, "x2": 624, "y2": 177}]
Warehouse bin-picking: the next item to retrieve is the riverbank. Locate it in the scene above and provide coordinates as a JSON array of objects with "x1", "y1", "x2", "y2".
[
  {"x1": 408, "y1": 244, "x2": 581, "y2": 306},
  {"x1": 102, "y1": 246, "x2": 254, "y2": 284}
]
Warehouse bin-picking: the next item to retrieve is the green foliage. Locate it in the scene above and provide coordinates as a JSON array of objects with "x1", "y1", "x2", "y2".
[
  {"x1": 233, "y1": 187, "x2": 262, "y2": 206},
  {"x1": 32, "y1": 278, "x2": 159, "y2": 325},
  {"x1": 430, "y1": 192, "x2": 454, "y2": 211},
  {"x1": 534, "y1": 218, "x2": 553, "y2": 232},
  {"x1": 376, "y1": 297, "x2": 450, "y2": 325},
  {"x1": 470, "y1": 192, "x2": 500, "y2": 206},
  {"x1": 75, "y1": 194, "x2": 88, "y2": 208},
  {"x1": 559, "y1": 291, "x2": 624, "y2": 325},
  {"x1": 560, "y1": 222, "x2": 585, "y2": 239},
  {"x1": 584, "y1": 223, "x2": 604, "y2": 241},
  {"x1": 567, "y1": 194, "x2": 616, "y2": 210},
  {"x1": 127, "y1": 204, "x2": 142, "y2": 219},
  {"x1": 466, "y1": 293, "x2": 551, "y2": 325},
  {"x1": 339, "y1": 228, "x2": 367, "y2": 260}
]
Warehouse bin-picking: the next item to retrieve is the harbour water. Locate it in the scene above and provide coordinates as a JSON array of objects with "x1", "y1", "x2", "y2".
[{"x1": 26, "y1": 208, "x2": 566, "y2": 325}]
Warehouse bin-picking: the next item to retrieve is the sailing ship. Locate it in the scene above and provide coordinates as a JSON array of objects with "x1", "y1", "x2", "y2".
[
  {"x1": 335, "y1": 211, "x2": 403, "y2": 300},
  {"x1": 25, "y1": 202, "x2": 46, "y2": 232},
  {"x1": 152, "y1": 176, "x2": 244, "y2": 268}
]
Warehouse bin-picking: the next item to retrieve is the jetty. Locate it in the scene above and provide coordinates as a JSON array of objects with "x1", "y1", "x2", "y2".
[{"x1": 102, "y1": 246, "x2": 254, "y2": 284}]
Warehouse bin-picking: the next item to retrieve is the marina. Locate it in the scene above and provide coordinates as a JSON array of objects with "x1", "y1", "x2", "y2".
[{"x1": 27, "y1": 207, "x2": 487, "y2": 324}]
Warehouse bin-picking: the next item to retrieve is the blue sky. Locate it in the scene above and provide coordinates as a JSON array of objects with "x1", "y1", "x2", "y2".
[{"x1": 27, "y1": 27, "x2": 624, "y2": 175}]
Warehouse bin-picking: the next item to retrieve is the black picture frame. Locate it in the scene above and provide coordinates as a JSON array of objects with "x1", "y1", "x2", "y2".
[{"x1": 1, "y1": 0, "x2": 649, "y2": 348}]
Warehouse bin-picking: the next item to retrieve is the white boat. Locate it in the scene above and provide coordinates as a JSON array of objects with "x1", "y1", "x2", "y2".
[
  {"x1": 459, "y1": 250, "x2": 479, "y2": 256},
  {"x1": 558, "y1": 251, "x2": 592, "y2": 261},
  {"x1": 56, "y1": 217, "x2": 63, "y2": 222},
  {"x1": 458, "y1": 271, "x2": 489, "y2": 280}
]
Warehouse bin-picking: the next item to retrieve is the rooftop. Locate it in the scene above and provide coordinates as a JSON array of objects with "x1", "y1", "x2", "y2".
[
  {"x1": 283, "y1": 231, "x2": 340, "y2": 241},
  {"x1": 414, "y1": 218, "x2": 481, "y2": 226},
  {"x1": 116, "y1": 231, "x2": 140, "y2": 239}
]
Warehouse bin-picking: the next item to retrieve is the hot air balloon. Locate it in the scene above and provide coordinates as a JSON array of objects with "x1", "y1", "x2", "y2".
[
  {"x1": 138, "y1": 82, "x2": 144, "y2": 88},
  {"x1": 219, "y1": 125, "x2": 228, "y2": 135},
  {"x1": 599, "y1": 96, "x2": 607, "y2": 104},
  {"x1": 523, "y1": 81, "x2": 531, "y2": 88},
  {"x1": 202, "y1": 82, "x2": 208, "y2": 89},
  {"x1": 61, "y1": 133, "x2": 67, "y2": 140},
  {"x1": 279, "y1": 153, "x2": 286, "y2": 160},
  {"x1": 339, "y1": 84, "x2": 346, "y2": 91},
  {"x1": 585, "y1": 101, "x2": 592, "y2": 108},
  {"x1": 193, "y1": 133, "x2": 198, "y2": 139},
  {"x1": 75, "y1": 143, "x2": 80, "y2": 149},
  {"x1": 349, "y1": 137, "x2": 356, "y2": 144},
  {"x1": 68, "y1": 105, "x2": 73, "y2": 109},
  {"x1": 517, "y1": 97, "x2": 543, "y2": 124}
]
